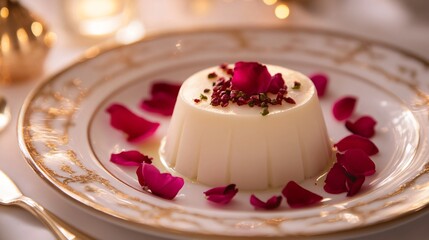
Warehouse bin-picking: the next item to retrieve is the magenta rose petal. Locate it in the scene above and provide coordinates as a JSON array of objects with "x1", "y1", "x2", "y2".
[
  {"x1": 136, "y1": 164, "x2": 146, "y2": 186},
  {"x1": 346, "y1": 176, "x2": 365, "y2": 197},
  {"x1": 335, "y1": 134, "x2": 379, "y2": 156},
  {"x1": 141, "y1": 163, "x2": 184, "y2": 200},
  {"x1": 324, "y1": 163, "x2": 348, "y2": 194},
  {"x1": 250, "y1": 195, "x2": 282, "y2": 210},
  {"x1": 110, "y1": 150, "x2": 153, "y2": 166},
  {"x1": 140, "y1": 92, "x2": 177, "y2": 116},
  {"x1": 268, "y1": 73, "x2": 285, "y2": 94},
  {"x1": 204, "y1": 184, "x2": 238, "y2": 204},
  {"x1": 150, "y1": 82, "x2": 181, "y2": 96},
  {"x1": 140, "y1": 82, "x2": 181, "y2": 116},
  {"x1": 332, "y1": 96, "x2": 357, "y2": 121},
  {"x1": 106, "y1": 103, "x2": 160, "y2": 142},
  {"x1": 345, "y1": 115, "x2": 377, "y2": 138},
  {"x1": 231, "y1": 62, "x2": 272, "y2": 95},
  {"x1": 340, "y1": 149, "x2": 376, "y2": 177},
  {"x1": 309, "y1": 73, "x2": 329, "y2": 97},
  {"x1": 282, "y1": 181, "x2": 323, "y2": 208}
]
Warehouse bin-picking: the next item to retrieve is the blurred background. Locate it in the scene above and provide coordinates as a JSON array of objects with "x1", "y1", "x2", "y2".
[{"x1": 13, "y1": 0, "x2": 429, "y2": 78}]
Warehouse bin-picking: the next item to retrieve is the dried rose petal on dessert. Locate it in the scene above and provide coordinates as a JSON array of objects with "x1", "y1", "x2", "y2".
[
  {"x1": 324, "y1": 163, "x2": 348, "y2": 194},
  {"x1": 282, "y1": 181, "x2": 323, "y2": 208},
  {"x1": 332, "y1": 96, "x2": 357, "y2": 121},
  {"x1": 268, "y1": 73, "x2": 285, "y2": 94},
  {"x1": 346, "y1": 176, "x2": 365, "y2": 197},
  {"x1": 345, "y1": 116, "x2": 377, "y2": 138},
  {"x1": 140, "y1": 82, "x2": 181, "y2": 116},
  {"x1": 250, "y1": 194, "x2": 282, "y2": 210},
  {"x1": 136, "y1": 163, "x2": 184, "y2": 200},
  {"x1": 106, "y1": 104, "x2": 160, "y2": 142},
  {"x1": 231, "y1": 62, "x2": 272, "y2": 95},
  {"x1": 338, "y1": 149, "x2": 376, "y2": 177},
  {"x1": 110, "y1": 150, "x2": 152, "y2": 166},
  {"x1": 204, "y1": 184, "x2": 238, "y2": 204},
  {"x1": 309, "y1": 73, "x2": 329, "y2": 97},
  {"x1": 335, "y1": 134, "x2": 379, "y2": 156}
]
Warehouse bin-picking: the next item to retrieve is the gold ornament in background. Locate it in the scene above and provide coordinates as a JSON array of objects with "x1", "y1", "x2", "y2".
[{"x1": 0, "y1": 0, "x2": 55, "y2": 85}]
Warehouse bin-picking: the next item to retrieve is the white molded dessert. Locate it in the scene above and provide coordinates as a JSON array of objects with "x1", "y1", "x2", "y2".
[{"x1": 162, "y1": 64, "x2": 332, "y2": 190}]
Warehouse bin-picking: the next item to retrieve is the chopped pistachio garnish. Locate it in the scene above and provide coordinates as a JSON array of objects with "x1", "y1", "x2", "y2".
[
  {"x1": 259, "y1": 93, "x2": 267, "y2": 101},
  {"x1": 200, "y1": 94, "x2": 208, "y2": 101},
  {"x1": 261, "y1": 107, "x2": 269, "y2": 116},
  {"x1": 208, "y1": 72, "x2": 217, "y2": 79},
  {"x1": 292, "y1": 81, "x2": 301, "y2": 90},
  {"x1": 237, "y1": 91, "x2": 245, "y2": 98}
]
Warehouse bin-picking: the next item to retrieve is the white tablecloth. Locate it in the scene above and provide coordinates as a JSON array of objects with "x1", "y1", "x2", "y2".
[{"x1": 1, "y1": 0, "x2": 429, "y2": 239}]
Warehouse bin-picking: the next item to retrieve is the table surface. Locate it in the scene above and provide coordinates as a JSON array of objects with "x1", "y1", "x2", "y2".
[{"x1": 1, "y1": 0, "x2": 429, "y2": 239}]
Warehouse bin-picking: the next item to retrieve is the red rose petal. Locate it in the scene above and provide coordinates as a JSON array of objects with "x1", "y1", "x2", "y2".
[
  {"x1": 332, "y1": 96, "x2": 357, "y2": 121},
  {"x1": 345, "y1": 115, "x2": 377, "y2": 138},
  {"x1": 140, "y1": 82, "x2": 181, "y2": 116},
  {"x1": 335, "y1": 134, "x2": 379, "y2": 156},
  {"x1": 140, "y1": 92, "x2": 177, "y2": 116},
  {"x1": 136, "y1": 164, "x2": 146, "y2": 186},
  {"x1": 282, "y1": 181, "x2": 323, "y2": 208},
  {"x1": 250, "y1": 194, "x2": 282, "y2": 210},
  {"x1": 150, "y1": 82, "x2": 181, "y2": 96},
  {"x1": 110, "y1": 150, "x2": 152, "y2": 166},
  {"x1": 204, "y1": 184, "x2": 238, "y2": 204},
  {"x1": 323, "y1": 163, "x2": 348, "y2": 194},
  {"x1": 137, "y1": 163, "x2": 184, "y2": 200},
  {"x1": 339, "y1": 149, "x2": 376, "y2": 177},
  {"x1": 106, "y1": 103, "x2": 160, "y2": 142},
  {"x1": 268, "y1": 73, "x2": 285, "y2": 94},
  {"x1": 231, "y1": 62, "x2": 272, "y2": 95},
  {"x1": 346, "y1": 176, "x2": 365, "y2": 197},
  {"x1": 309, "y1": 73, "x2": 329, "y2": 97}
]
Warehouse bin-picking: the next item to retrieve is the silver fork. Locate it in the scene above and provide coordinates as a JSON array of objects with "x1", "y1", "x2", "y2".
[
  {"x1": 0, "y1": 96, "x2": 11, "y2": 133},
  {"x1": 0, "y1": 169, "x2": 93, "y2": 240}
]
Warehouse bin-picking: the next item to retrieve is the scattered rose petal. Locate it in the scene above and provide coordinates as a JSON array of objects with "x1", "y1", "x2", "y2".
[
  {"x1": 346, "y1": 176, "x2": 365, "y2": 197},
  {"x1": 332, "y1": 96, "x2": 357, "y2": 121},
  {"x1": 324, "y1": 163, "x2": 348, "y2": 194},
  {"x1": 140, "y1": 82, "x2": 181, "y2": 116},
  {"x1": 141, "y1": 92, "x2": 177, "y2": 116},
  {"x1": 338, "y1": 149, "x2": 376, "y2": 177},
  {"x1": 282, "y1": 181, "x2": 323, "y2": 208},
  {"x1": 324, "y1": 162, "x2": 368, "y2": 197},
  {"x1": 136, "y1": 164, "x2": 146, "y2": 186},
  {"x1": 335, "y1": 134, "x2": 379, "y2": 156},
  {"x1": 110, "y1": 150, "x2": 152, "y2": 166},
  {"x1": 136, "y1": 163, "x2": 184, "y2": 200},
  {"x1": 150, "y1": 82, "x2": 181, "y2": 96},
  {"x1": 250, "y1": 195, "x2": 282, "y2": 210},
  {"x1": 345, "y1": 116, "x2": 377, "y2": 138},
  {"x1": 309, "y1": 73, "x2": 329, "y2": 97},
  {"x1": 106, "y1": 104, "x2": 160, "y2": 142},
  {"x1": 268, "y1": 73, "x2": 285, "y2": 94},
  {"x1": 204, "y1": 184, "x2": 238, "y2": 204},
  {"x1": 231, "y1": 62, "x2": 272, "y2": 95}
]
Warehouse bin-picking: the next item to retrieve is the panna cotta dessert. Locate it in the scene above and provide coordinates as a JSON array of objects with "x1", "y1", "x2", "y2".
[{"x1": 162, "y1": 62, "x2": 332, "y2": 190}]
